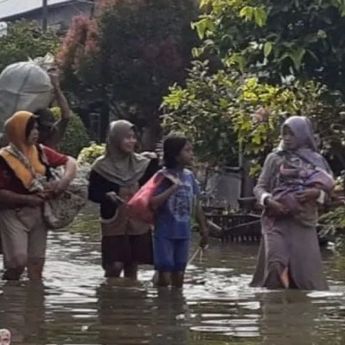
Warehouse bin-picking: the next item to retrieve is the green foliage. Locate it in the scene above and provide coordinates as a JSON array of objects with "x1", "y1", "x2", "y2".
[
  {"x1": 164, "y1": 0, "x2": 345, "y2": 172},
  {"x1": 58, "y1": 0, "x2": 198, "y2": 143},
  {"x1": 162, "y1": 61, "x2": 238, "y2": 166},
  {"x1": 51, "y1": 107, "x2": 90, "y2": 157},
  {"x1": 193, "y1": 0, "x2": 345, "y2": 91},
  {"x1": 77, "y1": 142, "x2": 105, "y2": 166},
  {"x1": 0, "y1": 21, "x2": 59, "y2": 72},
  {"x1": 319, "y1": 205, "x2": 345, "y2": 252},
  {"x1": 163, "y1": 60, "x2": 342, "y2": 171}
]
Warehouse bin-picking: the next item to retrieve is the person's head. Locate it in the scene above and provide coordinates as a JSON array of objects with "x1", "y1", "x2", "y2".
[
  {"x1": 34, "y1": 108, "x2": 55, "y2": 142},
  {"x1": 0, "y1": 329, "x2": 11, "y2": 345},
  {"x1": 4, "y1": 111, "x2": 39, "y2": 151},
  {"x1": 163, "y1": 133, "x2": 193, "y2": 169},
  {"x1": 107, "y1": 120, "x2": 137, "y2": 155},
  {"x1": 281, "y1": 116, "x2": 317, "y2": 152}
]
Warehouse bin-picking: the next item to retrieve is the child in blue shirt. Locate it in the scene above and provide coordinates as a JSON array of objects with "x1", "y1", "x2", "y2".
[{"x1": 150, "y1": 133, "x2": 208, "y2": 288}]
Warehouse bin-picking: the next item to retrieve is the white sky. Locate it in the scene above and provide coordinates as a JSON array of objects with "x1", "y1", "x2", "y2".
[{"x1": 0, "y1": 0, "x2": 70, "y2": 20}]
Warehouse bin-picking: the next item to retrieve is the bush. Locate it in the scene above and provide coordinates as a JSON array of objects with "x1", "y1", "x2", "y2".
[
  {"x1": 51, "y1": 107, "x2": 90, "y2": 157},
  {"x1": 77, "y1": 142, "x2": 105, "y2": 166},
  {"x1": 162, "y1": 60, "x2": 336, "y2": 173}
]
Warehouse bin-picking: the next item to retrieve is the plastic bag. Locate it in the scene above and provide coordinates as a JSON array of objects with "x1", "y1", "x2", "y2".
[
  {"x1": 0, "y1": 61, "x2": 54, "y2": 132},
  {"x1": 127, "y1": 173, "x2": 164, "y2": 225}
]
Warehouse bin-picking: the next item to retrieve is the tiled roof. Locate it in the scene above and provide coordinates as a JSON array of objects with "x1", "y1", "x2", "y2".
[{"x1": 0, "y1": 0, "x2": 71, "y2": 20}]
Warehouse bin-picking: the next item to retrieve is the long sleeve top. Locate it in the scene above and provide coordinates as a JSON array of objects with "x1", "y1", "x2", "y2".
[{"x1": 88, "y1": 158, "x2": 159, "y2": 220}]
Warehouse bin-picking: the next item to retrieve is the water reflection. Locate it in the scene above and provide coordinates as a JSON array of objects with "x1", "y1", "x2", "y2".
[
  {"x1": 0, "y1": 282, "x2": 46, "y2": 344},
  {"x1": 0, "y1": 210, "x2": 344, "y2": 345}
]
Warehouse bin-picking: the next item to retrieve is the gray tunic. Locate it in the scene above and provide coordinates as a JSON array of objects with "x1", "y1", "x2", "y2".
[{"x1": 250, "y1": 152, "x2": 329, "y2": 290}]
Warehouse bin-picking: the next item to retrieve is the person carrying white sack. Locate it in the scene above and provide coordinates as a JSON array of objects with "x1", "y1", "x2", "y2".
[{"x1": 0, "y1": 111, "x2": 77, "y2": 281}]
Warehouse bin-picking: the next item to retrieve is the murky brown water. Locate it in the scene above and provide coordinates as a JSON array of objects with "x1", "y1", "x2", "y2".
[{"x1": 0, "y1": 207, "x2": 344, "y2": 345}]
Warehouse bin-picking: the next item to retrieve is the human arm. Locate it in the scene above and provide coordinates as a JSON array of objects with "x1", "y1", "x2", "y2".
[
  {"x1": 195, "y1": 199, "x2": 209, "y2": 248},
  {"x1": 49, "y1": 68, "x2": 71, "y2": 123},
  {"x1": 41, "y1": 146, "x2": 77, "y2": 195},
  {"x1": 0, "y1": 190, "x2": 44, "y2": 209},
  {"x1": 295, "y1": 187, "x2": 324, "y2": 204},
  {"x1": 45, "y1": 69, "x2": 71, "y2": 148},
  {"x1": 88, "y1": 170, "x2": 120, "y2": 204},
  {"x1": 54, "y1": 156, "x2": 77, "y2": 193},
  {"x1": 139, "y1": 157, "x2": 160, "y2": 186},
  {"x1": 150, "y1": 175, "x2": 180, "y2": 211},
  {"x1": 0, "y1": 161, "x2": 45, "y2": 208},
  {"x1": 254, "y1": 153, "x2": 288, "y2": 215}
]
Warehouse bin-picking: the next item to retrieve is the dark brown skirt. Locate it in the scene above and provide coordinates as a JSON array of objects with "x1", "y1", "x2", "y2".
[{"x1": 101, "y1": 231, "x2": 153, "y2": 269}]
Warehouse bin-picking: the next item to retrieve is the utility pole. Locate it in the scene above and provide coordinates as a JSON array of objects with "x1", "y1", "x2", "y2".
[{"x1": 42, "y1": 0, "x2": 48, "y2": 32}]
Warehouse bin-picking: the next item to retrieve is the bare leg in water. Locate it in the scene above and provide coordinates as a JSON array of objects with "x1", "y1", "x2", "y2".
[
  {"x1": 281, "y1": 267, "x2": 289, "y2": 288},
  {"x1": 124, "y1": 263, "x2": 138, "y2": 280},
  {"x1": 28, "y1": 258, "x2": 45, "y2": 281},
  {"x1": 104, "y1": 262, "x2": 123, "y2": 278},
  {"x1": 171, "y1": 271, "x2": 185, "y2": 289},
  {"x1": 157, "y1": 272, "x2": 171, "y2": 287},
  {"x1": 3, "y1": 267, "x2": 25, "y2": 280}
]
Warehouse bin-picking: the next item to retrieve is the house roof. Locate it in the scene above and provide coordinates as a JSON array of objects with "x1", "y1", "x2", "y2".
[{"x1": 0, "y1": 0, "x2": 72, "y2": 20}]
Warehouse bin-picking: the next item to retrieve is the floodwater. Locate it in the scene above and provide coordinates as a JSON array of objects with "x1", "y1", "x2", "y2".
[{"x1": 0, "y1": 207, "x2": 344, "y2": 345}]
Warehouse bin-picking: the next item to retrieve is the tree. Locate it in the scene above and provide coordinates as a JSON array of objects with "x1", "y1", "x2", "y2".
[
  {"x1": 0, "y1": 21, "x2": 59, "y2": 72},
  {"x1": 58, "y1": 0, "x2": 198, "y2": 147},
  {"x1": 193, "y1": 0, "x2": 345, "y2": 91},
  {"x1": 163, "y1": 61, "x2": 345, "y2": 172}
]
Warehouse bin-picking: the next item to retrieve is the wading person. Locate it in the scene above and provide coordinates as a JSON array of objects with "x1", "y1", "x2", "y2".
[
  {"x1": 251, "y1": 116, "x2": 333, "y2": 290},
  {"x1": 88, "y1": 120, "x2": 158, "y2": 280},
  {"x1": 150, "y1": 133, "x2": 208, "y2": 288},
  {"x1": 0, "y1": 111, "x2": 77, "y2": 280}
]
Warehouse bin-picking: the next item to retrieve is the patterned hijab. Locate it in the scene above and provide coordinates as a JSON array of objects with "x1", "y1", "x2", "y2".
[{"x1": 92, "y1": 120, "x2": 150, "y2": 186}]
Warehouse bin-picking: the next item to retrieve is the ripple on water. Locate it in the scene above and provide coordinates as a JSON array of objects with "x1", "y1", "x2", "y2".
[{"x1": 0, "y1": 216, "x2": 344, "y2": 345}]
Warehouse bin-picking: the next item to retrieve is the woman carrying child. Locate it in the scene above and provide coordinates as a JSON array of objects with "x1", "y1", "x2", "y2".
[
  {"x1": 88, "y1": 120, "x2": 158, "y2": 280},
  {"x1": 150, "y1": 133, "x2": 208, "y2": 288},
  {"x1": 251, "y1": 116, "x2": 334, "y2": 290}
]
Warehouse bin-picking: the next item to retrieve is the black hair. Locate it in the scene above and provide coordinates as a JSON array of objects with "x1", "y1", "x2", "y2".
[
  {"x1": 34, "y1": 108, "x2": 55, "y2": 128},
  {"x1": 163, "y1": 132, "x2": 188, "y2": 169},
  {"x1": 25, "y1": 116, "x2": 38, "y2": 139}
]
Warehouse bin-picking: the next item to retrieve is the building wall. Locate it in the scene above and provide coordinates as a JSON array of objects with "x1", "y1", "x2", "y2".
[{"x1": 8, "y1": 1, "x2": 93, "y2": 32}]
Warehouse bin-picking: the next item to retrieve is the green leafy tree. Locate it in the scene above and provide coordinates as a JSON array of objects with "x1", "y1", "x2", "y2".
[
  {"x1": 193, "y1": 0, "x2": 345, "y2": 90},
  {"x1": 58, "y1": 0, "x2": 198, "y2": 147},
  {"x1": 163, "y1": 0, "x2": 345, "y2": 173},
  {"x1": 51, "y1": 107, "x2": 90, "y2": 157},
  {"x1": 163, "y1": 61, "x2": 345, "y2": 172},
  {"x1": 0, "y1": 21, "x2": 59, "y2": 72}
]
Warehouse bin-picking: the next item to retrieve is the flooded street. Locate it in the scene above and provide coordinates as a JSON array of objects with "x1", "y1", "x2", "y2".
[{"x1": 0, "y1": 208, "x2": 345, "y2": 345}]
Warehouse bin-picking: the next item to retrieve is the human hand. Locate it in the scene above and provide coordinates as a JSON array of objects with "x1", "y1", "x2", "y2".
[
  {"x1": 48, "y1": 67, "x2": 60, "y2": 90},
  {"x1": 141, "y1": 151, "x2": 158, "y2": 160},
  {"x1": 25, "y1": 195, "x2": 45, "y2": 207},
  {"x1": 295, "y1": 188, "x2": 320, "y2": 204},
  {"x1": 164, "y1": 173, "x2": 182, "y2": 187},
  {"x1": 106, "y1": 191, "x2": 124, "y2": 204},
  {"x1": 266, "y1": 198, "x2": 288, "y2": 215},
  {"x1": 199, "y1": 230, "x2": 209, "y2": 249},
  {"x1": 45, "y1": 179, "x2": 69, "y2": 196}
]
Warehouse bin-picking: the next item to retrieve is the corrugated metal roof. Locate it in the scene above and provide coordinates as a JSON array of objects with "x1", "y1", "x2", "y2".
[{"x1": 0, "y1": 0, "x2": 71, "y2": 20}]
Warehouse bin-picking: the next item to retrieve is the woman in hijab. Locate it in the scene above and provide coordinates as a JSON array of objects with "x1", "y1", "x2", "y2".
[
  {"x1": 251, "y1": 116, "x2": 334, "y2": 290},
  {"x1": 88, "y1": 120, "x2": 159, "y2": 279},
  {"x1": 0, "y1": 111, "x2": 77, "y2": 280}
]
